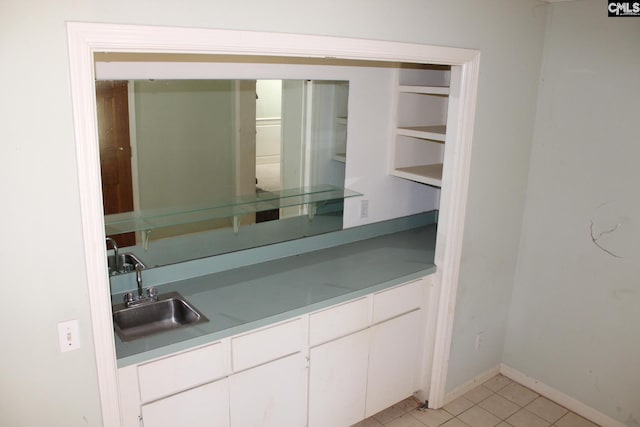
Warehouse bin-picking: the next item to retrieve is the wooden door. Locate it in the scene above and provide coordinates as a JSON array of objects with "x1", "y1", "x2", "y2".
[{"x1": 95, "y1": 80, "x2": 135, "y2": 247}]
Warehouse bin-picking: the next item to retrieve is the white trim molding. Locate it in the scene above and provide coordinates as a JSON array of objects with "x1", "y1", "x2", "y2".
[
  {"x1": 66, "y1": 22, "x2": 480, "y2": 425},
  {"x1": 500, "y1": 364, "x2": 626, "y2": 427}
]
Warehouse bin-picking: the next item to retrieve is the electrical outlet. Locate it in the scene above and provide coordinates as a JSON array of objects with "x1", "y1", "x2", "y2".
[
  {"x1": 58, "y1": 319, "x2": 80, "y2": 352},
  {"x1": 360, "y1": 199, "x2": 369, "y2": 219}
]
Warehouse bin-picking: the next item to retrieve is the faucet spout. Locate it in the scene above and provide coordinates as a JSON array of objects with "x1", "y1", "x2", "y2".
[
  {"x1": 106, "y1": 237, "x2": 119, "y2": 274},
  {"x1": 135, "y1": 263, "x2": 144, "y2": 298}
]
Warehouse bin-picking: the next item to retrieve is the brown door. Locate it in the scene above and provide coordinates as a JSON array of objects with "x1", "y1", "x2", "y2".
[{"x1": 95, "y1": 80, "x2": 136, "y2": 247}]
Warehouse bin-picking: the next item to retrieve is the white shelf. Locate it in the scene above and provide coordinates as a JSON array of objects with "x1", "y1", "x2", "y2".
[
  {"x1": 398, "y1": 85, "x2": 449, "y2": 96},
  {"x1": 396, "y1": 125, "x2": 446, "y2": 142},
  {"x1": 391, "y1": 164, "x2": 443, "y2": 188},
  {"x1": 336, "y1": 117, "x2": 348, "y2": 125},
  {"x1": 333, "y1": 153, "x2": 346, "y2": 163}
]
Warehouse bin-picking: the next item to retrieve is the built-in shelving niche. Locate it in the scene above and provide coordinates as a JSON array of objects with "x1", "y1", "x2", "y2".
[{"x1": 390, "y1": 66, "x2": 451, "y2": 187}]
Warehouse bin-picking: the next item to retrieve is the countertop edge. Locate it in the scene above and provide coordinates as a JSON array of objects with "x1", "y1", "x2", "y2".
[{"x1": 116, "y1": 265, "x2": 436, "y2": 368}]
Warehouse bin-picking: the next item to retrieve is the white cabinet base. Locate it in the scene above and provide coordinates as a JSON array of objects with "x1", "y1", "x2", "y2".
[
  {"x1": 309, "y1": 329, "x2": 370, "y2": 427},
  {"x1": 141, "y1": 378, "x2": 230, "y2": 427},
  {"x1": 366, "y1": 309, "x2": 423, "y2": 417},
  {"x1": 229, "y1": 353, "x2": 307, "y2": 427}
]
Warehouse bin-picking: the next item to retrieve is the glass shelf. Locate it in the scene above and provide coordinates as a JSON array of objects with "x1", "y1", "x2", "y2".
[{"x1": 105, "y1": 185, "x2": 362, "y2": 236}]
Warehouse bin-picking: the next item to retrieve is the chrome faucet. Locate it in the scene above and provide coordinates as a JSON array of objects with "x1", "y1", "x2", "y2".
[
  {"x1": 106, "y1": 237, "x2": 119, "y2": 274},
  {"x1": 124, "y1": 263, "x2": 157, "y2": 307},
  {"x1": 135, "y1": 263, "x2": 144, "y2": 298}
]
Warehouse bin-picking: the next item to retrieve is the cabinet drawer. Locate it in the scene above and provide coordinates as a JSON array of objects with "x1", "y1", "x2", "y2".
[
  {"x1": 141, "y1": 378, "x2": 230, "y2": 427},
  {"x1": 372, "y1": 280, "x2": 423, "y2": 323},
  {"x1": 309, "y1": 297, "x2": 370, "y2": 346},
  {"x1": 138, "y1": 341, "x2": 229, "y2": 403},
  {"x1": 232, "y1": 318, "x2": 303, "y2": 371}
]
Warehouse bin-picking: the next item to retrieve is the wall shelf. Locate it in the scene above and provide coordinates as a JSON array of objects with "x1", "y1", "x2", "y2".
[
  {"x1": 389, "y1": 66, "x2": 450, "y2": 189},
  {"x1": 105, "y1": 185, "x2": 362, "y2": 236},
  {"x1": 333, "y1": 153, "x2": 347, "y2": 163},
  {"x1": 398, "y1": 85, "x2": 449, "y2": 96},
  {"x1": 396, "y1": 125, "x2": 446, "y2": 142},
  {"x1": 391, "y1": 164, "x2": 443, "y2": 187}
]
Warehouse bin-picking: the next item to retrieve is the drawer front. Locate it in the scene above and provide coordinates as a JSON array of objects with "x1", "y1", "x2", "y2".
[
  {"x1": 232, "y1": 318, "x2": 304, "y2": 371},
  {"x1": 309, "y1": 297, "x2": 370, "y2": 346},
  {"x1": 372, "y1": 279, "x2": 423, "y2": 323},
  {"x1": 138, "y1": 341, "x2": 229, "y2": 403},
  {"x1": 141, "y1": 378, "x2": 230, "y2": 427}
]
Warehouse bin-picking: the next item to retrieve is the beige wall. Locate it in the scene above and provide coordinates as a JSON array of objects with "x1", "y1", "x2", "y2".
[{"x1": 0, "y1": 1, "x2": 546, "y2": 425}]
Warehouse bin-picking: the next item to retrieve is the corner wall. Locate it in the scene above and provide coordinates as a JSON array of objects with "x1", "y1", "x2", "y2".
[{"x1": 504, "y1": 1, "x2": 640, "y2": 424}]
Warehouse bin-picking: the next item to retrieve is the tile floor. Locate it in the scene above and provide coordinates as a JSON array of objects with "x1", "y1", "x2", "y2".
[{"x1": 352, "y1": 375, "x2": 600, "y2": 427}]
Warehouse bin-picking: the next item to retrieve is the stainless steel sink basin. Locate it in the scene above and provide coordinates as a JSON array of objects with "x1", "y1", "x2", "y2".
[{"x1": 113, "y1": 291, "x2": 208, "y2": 342}]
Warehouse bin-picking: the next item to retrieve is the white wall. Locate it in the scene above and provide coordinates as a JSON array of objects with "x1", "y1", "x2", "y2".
[
  {"x1": 0, "y1": 1, "x2": 545, "y2": 425},
  {"x1": 504, "y1": 1, "x2": 640, "y2": 424}
]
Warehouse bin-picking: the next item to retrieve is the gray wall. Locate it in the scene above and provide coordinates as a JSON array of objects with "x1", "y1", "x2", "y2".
[
  {"x1": 0, "y1": 0, "x2": 545, "y2": 425},
  {"x1": 504, "y1": 1, "x2": 640, "y2": 424}
]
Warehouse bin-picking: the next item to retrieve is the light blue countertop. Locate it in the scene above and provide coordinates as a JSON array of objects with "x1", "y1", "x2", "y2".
[{"x1": 114, "y1": 221, "x2": 437, "y2": 367}]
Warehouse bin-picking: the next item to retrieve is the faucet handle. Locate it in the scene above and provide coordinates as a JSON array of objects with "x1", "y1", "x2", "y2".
[
  {"x1": 147, "y1": 287, "x2": 158, "y2": 301},
  {"x1": 124, "y1": 292, "x2": 135, "y2": 304}
]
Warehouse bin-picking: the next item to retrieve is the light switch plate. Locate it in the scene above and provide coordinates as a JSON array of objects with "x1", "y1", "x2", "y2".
[{"x1": 58, "y1": 319, "x2": 80, "y2": 352}]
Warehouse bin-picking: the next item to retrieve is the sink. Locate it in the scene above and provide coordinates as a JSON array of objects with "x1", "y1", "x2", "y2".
[{"x1": 113, "y1": 291, "x2": 208, "y2": 342}]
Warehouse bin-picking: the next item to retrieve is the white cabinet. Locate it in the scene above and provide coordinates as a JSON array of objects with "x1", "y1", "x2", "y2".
[
  {"x1": 231, "y1": 318, "x2": 304, "y2": 371},
  {"x1": 308, "y1": 280, "x2": 427, "y2": 426},
  {"x1": 308, "y1": 329, "x2": 370, "y2": 427},
  {"x1": 141, "y1": 378, "x2": 230, "y2": 427},
  {"x1": 137, "y1": 341, "x2": 229, "y2": 403},
  {"x1": 229, "y1": 353, "x2": 307, "y2": 427},
  {"x1": 117, "y1": 278, "x2": 432, "y2": 427},
  {"x1": 390, "y1": 65, "x2": 451, "y2": 187},
  {"x1": 229, "y1": 318, "x2": 306, "y2": 427},
  {"x1": 365, "y1": 309, "x2": 423, "y2": 417}
]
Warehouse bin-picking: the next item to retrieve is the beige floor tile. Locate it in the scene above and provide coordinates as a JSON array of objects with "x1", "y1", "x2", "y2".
[
  {"x1": 479, "y1": 394, "x2": 520, "y2": 420},
  {"x1": 352, "y1": 417, "x2": 384, "y2": 427},
  {"x1": 506, "y1": 409, "x2": 550, "y2": 427},
  {"x1": 496, "y1": 423, "x2": 511, "y2": 427},
  {"x1": 458, "y1": 405, "x2": 502, "y2": 427},
  {"x1": 554, "y1": 412, "x2": 599, "y2": 427},
  {"x1": 498, "y1": 383, "x2": 539, "y2": 407},
  {"x1": 463, "y1": 386, "x2": 494, "y2": 404},
  {"x1": 444, "y1": 397, "x2": 475, "y2": 416},
  {"x1": 393, "y1": 397, "x2": 422, "y2": 413},
  {"x1": 483, "y1": 375, "x2": 513, "y2": 393},
  {"x1": 410, "y1": 408, "x2": 454, "y2": 426},
  {"x1": 441, "y1": 418, "x2": 470, "y2": 427},
  {"x1": 385, "y1": 413, "x2": 427, "y2": 427},
  {"x1": 525, "y1": 397, "x2": 568, "y2": 423},
  {"x1": 373, "y1": 405, "x2": 408, "y2": 424}
]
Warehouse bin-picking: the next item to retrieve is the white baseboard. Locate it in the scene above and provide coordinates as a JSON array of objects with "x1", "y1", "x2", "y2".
[
  {"x1": 500, "y1": 363, "x2": 625, "y2": 427},
  {"x1": 443, "y1": 365, "x2": 501, "y2": 405}
]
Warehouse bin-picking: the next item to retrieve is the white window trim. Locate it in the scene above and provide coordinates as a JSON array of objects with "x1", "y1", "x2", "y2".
[{"x1": 66, "y1": 22, "x2": 479, "y2": 425}]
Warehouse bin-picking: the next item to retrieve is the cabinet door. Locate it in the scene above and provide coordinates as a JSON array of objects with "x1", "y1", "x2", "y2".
[
  {"x1": 365, "y1": 309, "x2": 422, "y2": 417},
  {"x1": 229, "y1": 352, "x2": 307, "y2": 427},
  {"x1": 141, "y1": 378, "x2": 230, "y2": 427},
  {"x1": 308, "y1": 328, "x2": 370, "y2": 427}
]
